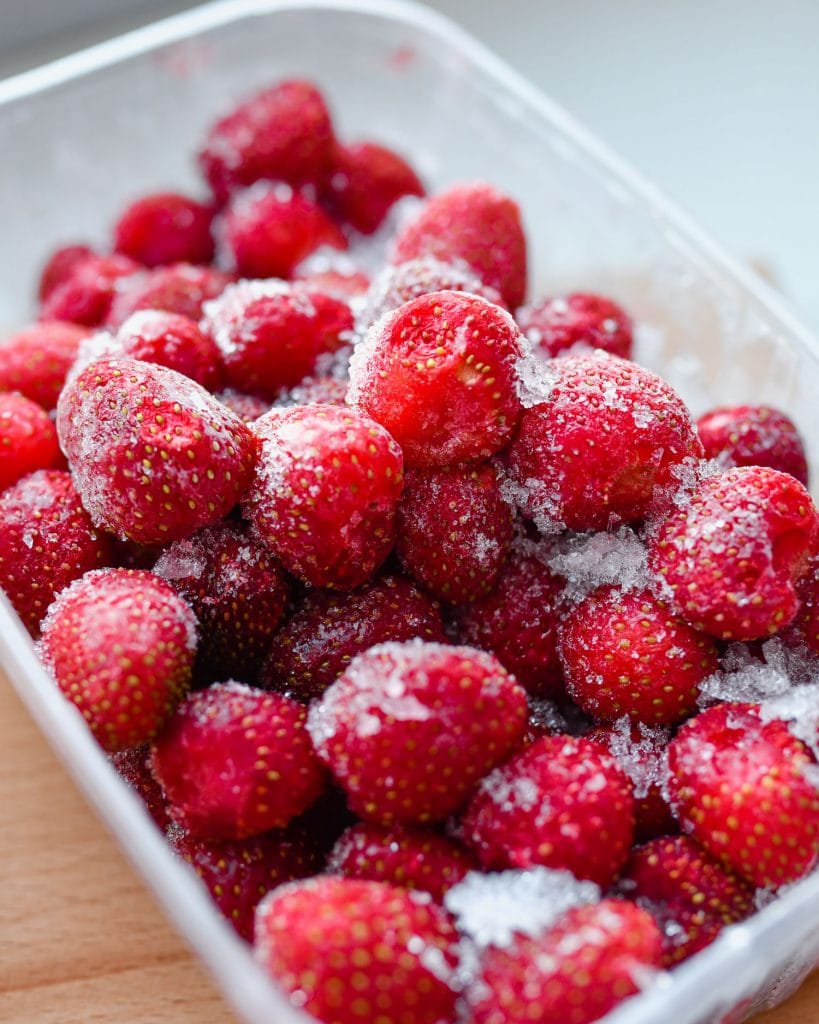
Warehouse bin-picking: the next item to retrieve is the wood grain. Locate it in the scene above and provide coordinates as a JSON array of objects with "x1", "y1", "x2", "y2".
[{"x1": 1, "y1": 667, "x2": 818, "y2": 1024}]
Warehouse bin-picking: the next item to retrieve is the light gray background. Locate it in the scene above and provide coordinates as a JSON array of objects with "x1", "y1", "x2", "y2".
[{"x1": 2, "y1": 0, "x2": 817, "y2": 328}]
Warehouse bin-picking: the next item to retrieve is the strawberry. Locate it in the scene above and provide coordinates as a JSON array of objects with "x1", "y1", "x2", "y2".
[
  {"x1": 153, "y1": 521, "x2": 289, "y2": 686},
  {"x1": 254, "y1": 876, "x2": 460, "y2": 1024},
  {"x1": 113, "y1": 191, "x2": 215, "y2": 267},
  {"x1": 0, "y1": 469, "x2": 112, "y2": 635},
  {"x1": 40, "y1": 568, "x2": 196, "y2": 751},
  {"x1": 202, "y1": 280, "x2": 353, "y2": 399},
  {"x1": 558, "y1": 586, "x2": 719, "y2": 725},
  {"x1": 38, "y1": 243, "x2": 94, "y2": 302},
  {"x1": 57, "y1": 357, "x2": 256, "y2": 544},
  {"x1": 199, "y1": 79, "x2": 335, "y2": 204},
  {"x1": 222, "y1": 182, "x2": 347, "y2": 280},
  {"x1": 461, "y1": 734, "x2": 635, "y2": 886},
  {"x1": 0, "y1": 321, "x2": 89, "y2": 409},
  {"x1": 169, "y1": 821, "x2": 324, "y2": 941},
  {"x1": 516, "y1": 292, "x2": 634, "y2": 360},
  {"x1": 451, "y1": 540, "x2": 567, "y2": 699},
  {"x1": 274, "y1": 374, "x2": 349, "y2": 409},
  {"x1": 619, "y1": 835, "x2": 754, "y2": 966},
  {"x1": 787, "y1": 552, "x2": 819, "y2": 654},
  {"x1": 327, "y1": 822, "x2": 474, "y2": 902},
  {"x1": 321, "y1": 141, "x2": 425, "y2": 234},
  {"x1": 667, "y1": 703, "x2": 819, "y2": 887},
  {"x1": 697, "y1": 404, "x2": 808, "y2": 485},
  {"x1": 262, "y1": 573, "x2": 445, "y2": 702},
  {"x1": 648, "y1": 465, "x2": 818, "y2": 640},
  {"x1": 243, "y1": 404, "x2": 403, "y2": 588},
  {"x1": 0, "y1": 392, "x2": 63, "y2": 491},
  {"x1": 468, "y1": 898, "x2": 662, "y2": 1024},
  {"x1": 215, "y1": 389, "x2": 270, "y2": 423},
  {"x1": 39, "y1": 253, "x2": 142, "y2": 327},
  {"x1": 111, "y1": 310, "x2": 223, "y2": 390},
  {"x1": 504, "y1": 353, "x2": 703, "y2": 533},
  {"x1": 152, "y1": 681, "x2": 326, "y2": 840},
  {"x1": 105, "y1": 263, "x2": 232, "y2": 329},
  {"x1": 396, "y1": 461, "x2": 515, "y2": 603},
  {"x1": 348, "y1": 290, "x2": 523, "y2": 467},
  {"x1": 391, "y1": 182, "x2": 527, "y2": 309},
  {"x1": 307, "y1": 639, "x2": 528, "y2": 825},
  {"x1": 110, "y1": 744, "x2": 171, "y2": 830}
]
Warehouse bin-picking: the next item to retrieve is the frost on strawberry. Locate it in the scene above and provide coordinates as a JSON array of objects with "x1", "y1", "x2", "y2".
[{"x1": 516, "y1": 291, "x2": 634, "y2": 361}]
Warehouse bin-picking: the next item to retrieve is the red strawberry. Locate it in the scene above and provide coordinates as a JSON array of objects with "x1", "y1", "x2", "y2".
[
  {"x1": 322, "y1": 141, "x2": 425, "y2": 234},
  {"x1": 261, "y1": 573, "x2": 445, "y2": 702},
  {"x1": 697, "y1": 404, "x2": 808, "y2": 485},
  {"x1": 199, "y1": 79, "x2": 335, "y2": 204},
  {"x1": 504, "y1": 353, "x2": 703, "y2": 533},
  {"x1": 110, "y1": 310, "x2": 223, "y2": 390},
  {"x1": 0, "y1": 321, "x2": 89, "y2": 409},
  {"x1": 110, "y1": 744, "x2": 171, "y2": 830},
  {"x1": 254, "y1": 877, "x2": 460, "y2": 1024},
  {"x1": 169, "y1": 821, "x2": 324, "y2": 941},
  {"x1": 0, "y1": 392, "x2": 63, "y2": 491},
  {"x1": 243, "y1": 404, "x2": 403, "y2": 589},
  {"x1": 38, "y1": 243, "x2": 94, "y2": 302},
  {"x1": 307, "y1": 640, "x2": 528, "y2": 825},
  {"x1": 39, "y1": 253, "x2": 142, "y2": 327},
  {"x1": 787, "y1": 552, "x2": 819, "y2": 654},
  {"x1": 215, "y1": 389, "x2": 270, "y2": 423},
  {"x1": 461, "y1": 734, "x2": 635, "y2": 886},
  {"x1": 619, "y1": 835, "x2": 754, "y2": 966},
  {"x1": 469, "y1": 899, "x2": 662, "y2": 1024},
  {"x1": 105, "y1": 263, "x2": 232, "y2": 329},
  {"x1": 558, "y1": 586, "x2": 719, "y2": 725},
  {"x1": 0, "y1": 469, "x2": 112, "y2": 635},
  {"x1": 667, "y1": 703, "x2": 819, "y2": 887},
  {"x1": 274, "y1": 374, "x2": 349, "y2": 409},
  {"x1": 392, "y1": 182, "x2": 527, "y2": 309},
  {"x1": 113, "y1": 191, "x2": 215, "y2": 268},
  {"x1": 327, "y1": 822, "x2": 474, "y2": 902},
  {"x1": 153, "y1": 521, "x2": 289, "y2": 686},
  {"x1": 516, "y1": 292, "x2": 634, "y2": 360},
  {"x1": 648, "y1": 465, "x2": 818, "y2": 640},
  {"x1": 40, "y1": 568, "x2": 196, "y2": 751},
  {"x1": 348, "y1": 290, "x2": 523, "y2": 467},
  {"x1": 396, "y1": 462, "x2": 514, "y2": 603},
  {"x1": 57, "y1": 357, "x2": 256, "y2": 544},
  {"x1": 452, "y1": 540, "x2": 566, "y2": 699},
  {"x1": 152, "y1": 681, "x2": 326, "y2": 840},
  {"x1": 202, "y1": 280, "x2": 353, "y2": 399},
  {"x1": 222, "y1": 183, "x2": 347, "y2": 280}
]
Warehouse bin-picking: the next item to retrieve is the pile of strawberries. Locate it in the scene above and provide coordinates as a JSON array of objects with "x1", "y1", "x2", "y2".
[{"x1": 2, "y1": 76, "x2": 819, "y2": 1024}]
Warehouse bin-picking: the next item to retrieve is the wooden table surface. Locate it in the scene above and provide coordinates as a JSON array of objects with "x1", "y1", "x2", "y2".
[{"x1": 2, "y1": 670, "x2": 819, "y2": 1024}]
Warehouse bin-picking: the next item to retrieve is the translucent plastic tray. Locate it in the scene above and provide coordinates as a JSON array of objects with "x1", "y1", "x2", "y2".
[{"x1": 2, "y1": 2, "x2": 819, "y2": 1021}]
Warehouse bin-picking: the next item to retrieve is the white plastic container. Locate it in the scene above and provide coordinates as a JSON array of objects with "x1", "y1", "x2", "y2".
[{"x1": 2, "y1": 2, "x2": 819, "y2": 1021}]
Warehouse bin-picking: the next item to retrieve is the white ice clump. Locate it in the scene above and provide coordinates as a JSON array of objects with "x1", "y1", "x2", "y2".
[
  {"x1": 546, "y1": 526, "x2": 649, "y2": 603},
  {"x1": 603, "y1": 717, "x2": 670, "y2": 800},
  {"x1": 760, "y1": 682, "x2": 819, "y2": 763},
  {"x1": 514, "y1": 335, "x2": 558, "y2": 409},
  {"x1": 699, "y1": 639, "x2": 818, "y2": 709},
  {"x1": 444, "y1": 867, "x2": 600, "y2": 950}
]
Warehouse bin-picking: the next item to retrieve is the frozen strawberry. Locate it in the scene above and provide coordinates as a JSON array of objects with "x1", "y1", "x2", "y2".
[
  {"x1": 322, "y1": 141, "x2": 424, "y2": 234},
  {"x1": 39, "y1": 253, "x2": 142, "y2": 327},
  {"x1": 308, "y1": 640, "x2": 527, "y2": 825},
  {"x1": 105, "y1": 263, "x2": 232, "y2": 329},
  {"x1": 244, "y1": 404, "x2": 402, "y2": 589},
  {"x1": 215, "y1": 389, "x2": 270, "y2": 423},
  {"x1": 328, "y1": 823, "x2": 474, "y2": 902},
  {"x1": 462, "y1": 734, "x2": 635, "y2": 886},
  {"x1": 558, "y1": 586, "x2": 719, "y2": 725},
  {"x1": 648, "y1": 466, "x2": 818, "y2": 641},
  {"x1": 199, "y1": 79, "x2": 335, "y2": 204},
  {"x1": 787, "y1": 553, "x2": 819, "y2": 654},
  {"x1": 0, "y1": 469, "x2": 112, "y2": 635},
  {"x1": 294, "y1": 266, "x2": 370, "y2": 301},
  {"x1": 349, "y1": 290, "x2": 523, "y2": 467},
  {"x1": 0, "y1": 322, "x2": 89, "y2": 409},
  {"x1": 113, "y1": 191, "x2": 214, "y2": 267},
  {"x1": 38, "y1": 244, "x2": 94, "y2": 302},
  {"x1": 274, "y1": 374, "x2": 348, "y2": 409},
  {"x1": 262, "y1": 573, "x2": 445, "y2": 702},
  {"x1": 255, "y1": 876, "x2": 459, "y2": 1023},
  {"x1": 57, "y1": 358, "x2": 255, "y2": 544},
  {"x1": 667, "y1": 703, "x2": 819, "y2": 888},
  {"x1": 40, "y1": 568, "x2": 196, "y2": 751},
  {"x1": 222, "y1": 183, "x2": 346, "y2": 280},
  {"x1": 396, "y1": 461, "x2": 514, "y2": 603},
  {"x1": 697, "y1": 404, "x2": 808, "y2": 485},
  {"x1": 202, "y1": 280, "x2": 353, "y2": 399},
  {"x1": 619, "y1": 835, "x2": 754, "y2": 966},
  {"x1": 152, "y1": 681, "x2": 325, "y2": 840},
  {"x1": 169, "y1": 821, "x2": 324, "y2": 941},
  {"x1": 504, "y1": 354, "x2": 703, "y2": 532},
  {"x1": 392, "y1": 183, "x2": 527, "y2": 309},
  {"x1": 452, "y1": 541, "x2": 566, "y2": 698},
  {"x1": 469, "y1": 899, "x2": 662, "y2": 1024},
  {"x1": 111, "y1": 311, "x2": 222, "y2": 390},
  {"x1": 110, "y1": 744, "x2": 171, "y2": 830},
  {"x1": 0, "y1": 392, "x2": 62, "y2": 491},
  {"x1": 517, "y1": 292, "x2": 634, "y2": 360}
]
